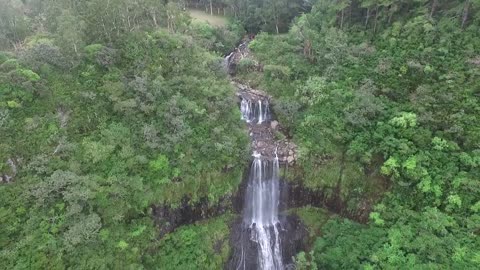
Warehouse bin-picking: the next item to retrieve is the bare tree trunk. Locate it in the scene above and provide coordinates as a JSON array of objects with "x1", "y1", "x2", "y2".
[
  {"x1": 388, "y1": 4, "x2": 395, "y2": 24},
  {"x1": 112, "y1": 19, "x2": 119, "y2": 37},
  {"x1": 373, "y1": 6, "x2": 379, "y2": 34},
  {"x1": 132, "y1": 12, "x2": 138, "y2": 31},
  {"x1": 340, "y1": 8, "x2": 344, "y2": 29},
  {"x1": 152, "y1": 12, "x2": 158, "y2": 27},
  {"x1": 461, "y1": 0, "x2": 470, "y2": 29},
  {"x1": 167, "y1": 11, "x2": 170, "y2": 32},
  {"x1": 430, "y1": 0, "x2": 438, "y2": 19},
  {"x1": 304, "y1": 39, "x2": 313, "y2": 62},
  {"x1": 11, "y1": 17, "x2": 17, "y2": 42},
  {"x1": 349, "y1": 4, "x2": 352, "y2": 25},
  {"x1": 365, "y1": 8, "x2": 370, "y2": 28},
  {"x1": 101, "y1": 18, "x2": 111, "y2": 42},
  {"x1": 210, "y1": 0, "x2": 213, "y2": 15},
  {"x1": 275, "y1": 17, "x2": 279, "y2": 34}
]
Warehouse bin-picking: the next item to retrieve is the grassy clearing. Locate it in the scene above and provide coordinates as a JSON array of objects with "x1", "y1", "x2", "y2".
[{"x1": 189, "y1": 8, "x2": 228, "y2": 27}]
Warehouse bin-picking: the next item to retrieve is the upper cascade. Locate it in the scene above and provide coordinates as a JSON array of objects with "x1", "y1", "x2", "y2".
[
  {"x1": 235, "y1": 82, "x2": 297, "y2": 164},
  {"x1": 241, "y1": 98, "x2": 271, "y2": 124}
]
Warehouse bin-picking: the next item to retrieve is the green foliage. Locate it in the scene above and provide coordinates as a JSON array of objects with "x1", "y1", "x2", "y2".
[
  {"x1": 289, "y1": 207, "x2": 332, "y2": 240},
  {"x1": 294, "y1": 251, "x2": 318, "y2": 270},
  {"x1": 295, "y1": 76, "x2": 328, "y2": 106},
  {"x1": 218, "y1": 0, "x2": 313, "y2": 33},
  {"x1": 189, "y1": 21, "x2": 244, "y2": 54},
  {"x1": 0, "y1": 20, "x2": 248, "y2": 269},
  {"x1": 389, "y1": 112, "x2": 417, "y2": 129},
  {"x1": 84, "y1": 44, "x2": 105, "y2": 59},
  {"x1": 237, "y1": 58, "x2": 256, "y2": 73},
  {"x1": 0, "y1": 58, "x2": 18, "y2": 71},
  {"x1": 263, "y1": 64, "x2": 291, "y2": 80},
  {"x1": 313, "y1": 218, "x2": 388, "y2": 269},
  {"x1": 149, "y1": 154, "x2": 170, "y2": 172},
  {"x1": 0, "y1": 52, "x2": 10, "y2": 64},
  {"x1": 1, "y1": 0, "x2": 479, "y2": 269},
  {"x1": 240, "y1": 0, "x2": 480, "y2": 268},
  {"x1": 146, "y1": 214, "x2": 233, "y2": 270},
  {"x1": 6, "y1": 100, "x2": 20, "y2": 108},
  {"x1": 16, "y1": 68, "x2": 40, "y2": 81}
]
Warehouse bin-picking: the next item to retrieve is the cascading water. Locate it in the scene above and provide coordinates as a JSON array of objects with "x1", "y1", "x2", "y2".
[
  {"x1": 240, "y1": 98, "x2": 270, "y2": 124},
  {"x1": 234, "y1": 95, "x2": 284, "y2": 270},
  {"x1": 228, "y1": 43, "x2": 305, "y2": 270},
  {"x1": 242, "y1": 153, "x2": 283, "y2": 270},
  {"x1": 224, "y1": 51, "x2": 235, "y2": 71}
]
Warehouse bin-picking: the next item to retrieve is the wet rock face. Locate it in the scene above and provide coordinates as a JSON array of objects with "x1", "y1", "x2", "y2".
[
  {"x1": 151, "y1": 171, "x2": 369, "y2": 241},
  {"x1": 287, "y1": 181, "x2": 372, "y2": 223},
  {"x1": 152, "y1": 197, "x2": 231, "y2": 237}
]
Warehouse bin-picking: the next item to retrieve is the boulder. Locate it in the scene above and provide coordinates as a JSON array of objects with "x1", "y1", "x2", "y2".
[{"x1": 271, "y1": 120, "x2": 279, "y2": 129}]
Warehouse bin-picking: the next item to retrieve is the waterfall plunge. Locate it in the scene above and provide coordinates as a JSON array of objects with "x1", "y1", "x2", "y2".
[{"x1": 241, "y1": 154, "x2": 283, "y2": 270}]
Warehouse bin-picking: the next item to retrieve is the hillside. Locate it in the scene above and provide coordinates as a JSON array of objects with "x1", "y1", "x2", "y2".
[{"x1": 1, "y1": 0, "x2": 479, "y2": 269}]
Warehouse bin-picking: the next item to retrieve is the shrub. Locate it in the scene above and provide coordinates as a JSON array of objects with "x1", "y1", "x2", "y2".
[
  {"x1": 264, "y1": 64, "x2": 291, "y2": 80},
  {"x1": 0, "y1": 59, "x2": 19, "y2": 72},
  {"x1": 237, "y1": 58, "x2": 256, "y2": 73},
  {"x1": 16, "y1": 69, "x2": 40, "y2": 82}
]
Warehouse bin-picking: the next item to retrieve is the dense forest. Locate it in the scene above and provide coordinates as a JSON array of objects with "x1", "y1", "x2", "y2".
[{"x1": 1, "y1": 0, "x2": 479, "y2": 269}]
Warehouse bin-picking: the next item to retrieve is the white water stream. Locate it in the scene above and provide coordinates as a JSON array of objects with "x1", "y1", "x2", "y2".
[{"x1": 237, "y1": 95, "x2": 283, "y2": 269}]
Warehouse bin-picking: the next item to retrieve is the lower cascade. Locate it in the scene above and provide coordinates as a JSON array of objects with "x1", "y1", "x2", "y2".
[{"x1": 239, "y1": 154, "x2": 284, "y2": 270}]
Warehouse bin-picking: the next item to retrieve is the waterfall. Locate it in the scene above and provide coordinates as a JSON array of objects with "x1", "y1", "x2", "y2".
[
  {"x1": 241, "y1": 99, "x2": 252, "y2": 123},
  {"x1": 242, "y1": 154, "x2": 283, "y2": 270},
  {"x1": 234, "y1": 95, "x2": 283, "y2": 269},
  {"x1": 258, "y1": 100, "x2": 264, "y2": 124},
  {"x1": 240, "y1": 97, "x2": 270, "y2": 124},
  {"x1": 224, "y1": 51, "x2": 234, "y2": 71}
]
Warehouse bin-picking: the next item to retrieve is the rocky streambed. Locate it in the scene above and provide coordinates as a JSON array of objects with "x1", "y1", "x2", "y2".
[{"x1": 234, "y1": 81, "x2": 298, "y2": 164}]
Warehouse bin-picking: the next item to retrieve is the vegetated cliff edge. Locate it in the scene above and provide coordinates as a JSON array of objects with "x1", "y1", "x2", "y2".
[{"x1": 152, "y1": 40, "x2": 383, "y2": 240}]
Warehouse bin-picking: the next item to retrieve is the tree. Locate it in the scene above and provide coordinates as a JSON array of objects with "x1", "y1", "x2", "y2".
[
  {"x1": 56, "y1": 9, "x2": 86, "y2": 55},
  {"x1": 0, "y1": 0, "x2": 32, "y2": 50}
]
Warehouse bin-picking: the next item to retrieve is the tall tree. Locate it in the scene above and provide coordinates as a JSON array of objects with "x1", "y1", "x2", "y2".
[
  {"x1": 56, "y1": 9, "x2": 85, "y2": 55},
  {"x1": 0, "y1": 0, "x2": 31, "y2": 49}
]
